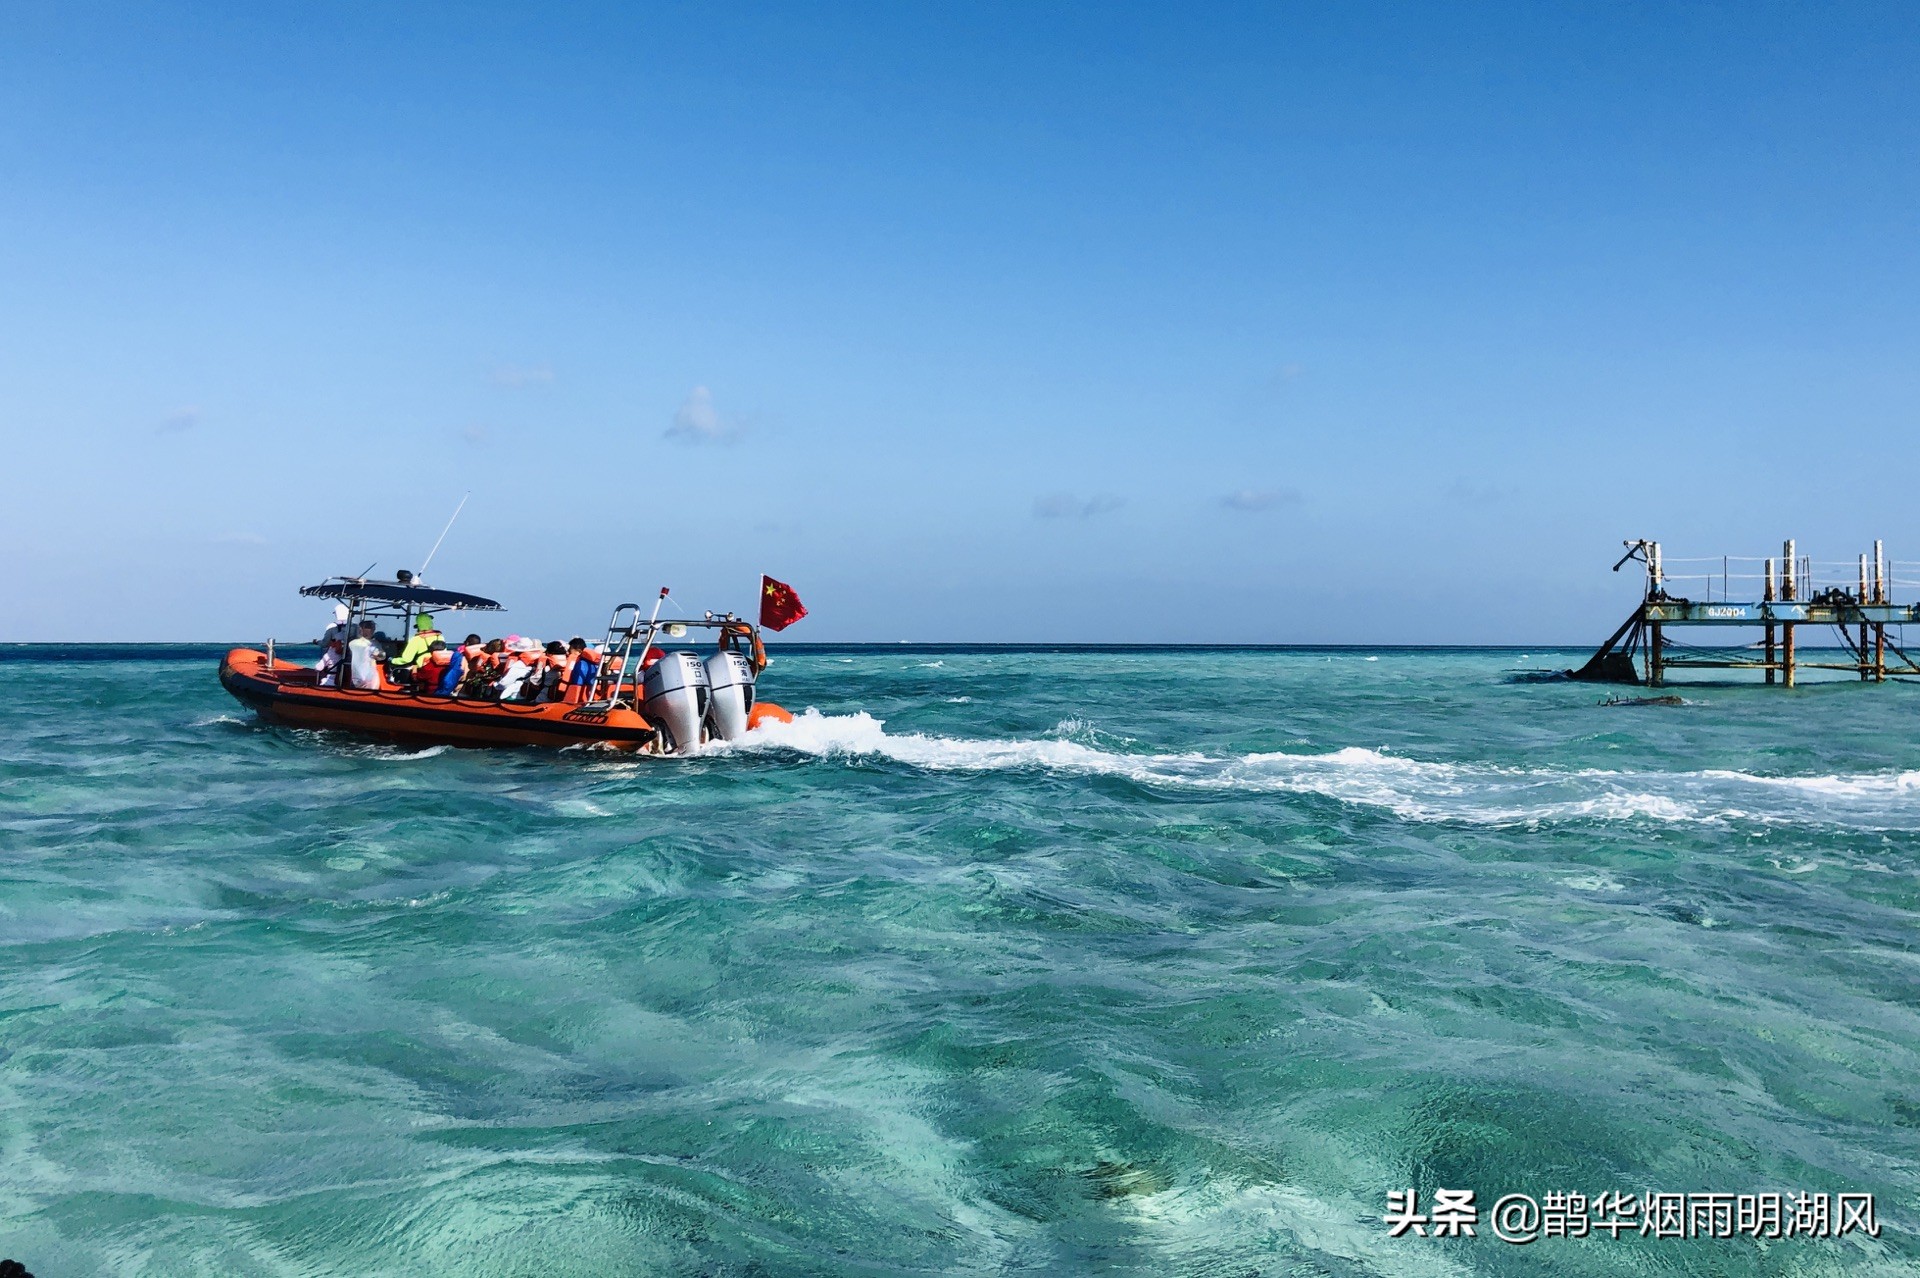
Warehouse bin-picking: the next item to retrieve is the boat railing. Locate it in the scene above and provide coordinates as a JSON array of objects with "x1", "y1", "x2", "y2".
[{"x1": 585, "y1": 611, "x2": 755, "y2": 711}]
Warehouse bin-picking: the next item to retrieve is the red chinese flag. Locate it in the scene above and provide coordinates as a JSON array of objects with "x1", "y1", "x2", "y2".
[{"x1": 759, "y1": 574, "x2": 808, "y2": 631}]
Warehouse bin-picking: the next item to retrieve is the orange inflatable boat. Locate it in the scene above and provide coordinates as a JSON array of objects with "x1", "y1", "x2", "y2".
[{"x1": 219, "y1": 575, "x2": 793, "y2": 753}]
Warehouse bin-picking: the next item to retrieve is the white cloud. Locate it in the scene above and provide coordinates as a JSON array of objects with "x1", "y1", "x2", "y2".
[
  {"x1": 1033, "y1": 492, "x2": 1125, "y2": 519},
  {"x1": 665, "y1": 385, "x2": 741, "y2": 444},
  {"x1": 490, "y1": 362, "x2": 554, "y2": 387},
  {"x1": 1220, "y1": 487, "x2": 1302, "y2": 512},
  {"x1": 156, "y1": 406, "x2": 201, "y2": 434}
]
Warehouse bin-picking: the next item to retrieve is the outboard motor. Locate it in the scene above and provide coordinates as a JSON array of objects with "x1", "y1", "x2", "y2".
[
  {"x1": 703, "y1": 650, "x2": 757, "y2": 742},
  {"x1": 641, "y1": 652, "x2": 710, "y2": 754}
]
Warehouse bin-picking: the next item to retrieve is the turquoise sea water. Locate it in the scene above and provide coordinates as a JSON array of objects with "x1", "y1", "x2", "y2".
[{"x1": 1, "y1": 646, "x2": 1916, "y2": 1276}]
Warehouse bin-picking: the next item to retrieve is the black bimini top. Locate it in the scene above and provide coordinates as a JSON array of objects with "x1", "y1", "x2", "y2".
[{"x1": 299, "y1": 579, "x2": 504, "y2": 610}]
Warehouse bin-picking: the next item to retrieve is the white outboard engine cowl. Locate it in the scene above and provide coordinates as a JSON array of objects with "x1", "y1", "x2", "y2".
[
  {"x1": 641, "y1": 652, "x2": 711, "y2": 754},
  {"x1": 703, "y1": 650, "x2": 757, "y2": 742}
]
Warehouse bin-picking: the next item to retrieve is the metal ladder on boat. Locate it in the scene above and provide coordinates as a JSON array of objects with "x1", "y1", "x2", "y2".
[{"x1": 585, "y1": 603, "x2": 647, "y2": 708}]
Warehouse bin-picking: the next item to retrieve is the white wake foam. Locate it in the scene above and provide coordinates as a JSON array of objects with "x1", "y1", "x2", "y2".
[
  {"x1": 737, "y1": 709, "x2": 1212, "y2": 778},
  {"x1": 732, "y1": 710, "x2": 1920, "y2": 829},
  {"x1": 1699, "y1": 768, "x2": 1920, "y2": 798},
  {"x1": 352, "y1": 743, "x2": 452, "y2": 762}
]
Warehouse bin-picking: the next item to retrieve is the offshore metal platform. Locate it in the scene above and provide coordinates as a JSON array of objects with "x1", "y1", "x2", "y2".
[{"x1": 1571, "y1": 539, "x2": 1920, "y2": 686}]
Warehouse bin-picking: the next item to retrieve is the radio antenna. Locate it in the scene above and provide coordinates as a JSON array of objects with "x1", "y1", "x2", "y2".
[{"x1": 418, "y1": 492, "x2": 470, "y2": 579}]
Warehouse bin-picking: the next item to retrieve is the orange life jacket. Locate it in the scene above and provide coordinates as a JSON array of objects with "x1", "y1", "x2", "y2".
[
  {"x1": 561, "y1": 646, "x2": 603, "y2": 682},
  {"x1": 415, "y1": 649, "x2": 453, "y2": 693}
]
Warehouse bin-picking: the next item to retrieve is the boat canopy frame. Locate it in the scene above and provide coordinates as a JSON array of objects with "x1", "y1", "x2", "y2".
[
  {"x1": 302, "y1": 575, "x2": 504, "y2": 646},
  {"x1": 300, "y1": 578, "x2": 504, "y2": 612}
]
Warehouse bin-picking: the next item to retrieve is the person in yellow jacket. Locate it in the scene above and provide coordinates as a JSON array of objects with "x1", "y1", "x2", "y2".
[{"x1": 391, "y1": 613, "x2": 444, "y2": 677}]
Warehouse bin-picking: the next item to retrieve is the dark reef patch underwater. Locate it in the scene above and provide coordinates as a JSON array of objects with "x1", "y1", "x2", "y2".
[{"x1": 1, "y1": 647, "x2": 1916, "y2": 1275}]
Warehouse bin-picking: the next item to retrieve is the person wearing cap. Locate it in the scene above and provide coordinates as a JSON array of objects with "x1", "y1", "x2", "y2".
[
  {"x1": 316, "y1": 602, "x2": 352, "y2": 649},
  {"x1": 390, "y1": 613, "x2": 443, "y2": 679}
]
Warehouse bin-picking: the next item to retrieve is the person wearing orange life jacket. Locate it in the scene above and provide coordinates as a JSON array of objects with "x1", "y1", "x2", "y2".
[
  {"x1": 441, "y1": 634, "x2": 482, "y2": 697},
  {"x1": 494, "y1": 637, "x2": 529, "y2": 683},
  {"x1": 560, "y1": 636, "x2": 604, "y2": 703},
  {"x1": 456, "y1": 637, "x2": 503, "y2": 698},
  {"x1": 494, "y1": 637, "x2": 545, "y2": 702},
  {"x1": 524, "y1": 641, "x2": 565, "y2": 703},
  {"x1": 414, "y1": 640, "x2": 456, "y2": 695},
  {"x1": 512, "y1": 643, "x2": 554, "y2": 703},
  {"x1": 390, "y1": 613, "x2": 444, "y2": 683},
  {"x1": 428, "y1": 639, "x2": 463, "y2": 696}
]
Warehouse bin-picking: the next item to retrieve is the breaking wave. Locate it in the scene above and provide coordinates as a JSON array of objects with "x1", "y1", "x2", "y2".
[{"x1": 733, "y1": 710, "x2": 1920, "y2": 829}]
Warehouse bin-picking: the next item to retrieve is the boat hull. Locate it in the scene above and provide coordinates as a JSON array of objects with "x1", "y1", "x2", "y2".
[{"x1": 218, "y1": 647, "x2": 662, "y2": 749}]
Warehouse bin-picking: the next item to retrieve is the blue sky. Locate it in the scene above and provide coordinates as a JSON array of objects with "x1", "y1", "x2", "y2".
[{"x1": 2, "y1": 3, "x2": 1916, "y2": 642}]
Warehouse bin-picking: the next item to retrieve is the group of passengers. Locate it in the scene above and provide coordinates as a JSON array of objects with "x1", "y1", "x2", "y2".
[{"x1": 316, "y1": 613, "x2": 611, "y2": 704}]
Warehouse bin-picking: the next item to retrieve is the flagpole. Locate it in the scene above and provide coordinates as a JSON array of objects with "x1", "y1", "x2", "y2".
[{"x1": 755, "y1": 571, "x2": 769, "y2": 670}]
